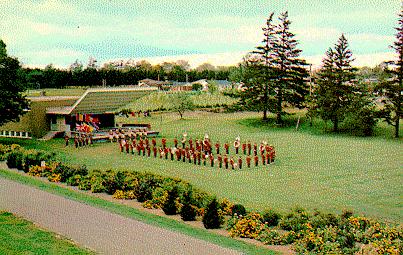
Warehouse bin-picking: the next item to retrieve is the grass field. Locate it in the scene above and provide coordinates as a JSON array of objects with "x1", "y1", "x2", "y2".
[
  {"x1": 25, "y1": 88, "x2": 87, "y2": 97},
  {"x1": 0, "y1": 211, "x2": 93, "y2": 254},
  {"x1": 5, "y1": 111, "x2": 401, "y2": 223}
]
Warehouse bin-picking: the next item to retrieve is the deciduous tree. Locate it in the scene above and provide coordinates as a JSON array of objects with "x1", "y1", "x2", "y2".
[{"x1": 0, "y1": 39, "x2": 29, "y2": 126}]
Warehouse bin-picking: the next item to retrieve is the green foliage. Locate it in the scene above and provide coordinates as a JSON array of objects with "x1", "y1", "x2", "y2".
[
  {"x1": 340, "y1": 96, "x2": 378, "y2": 136},
  {"x1": 241, "y1": 12, "x2": 308, "y2": 123},
  {"x1": 171, "y1": 93, "x2": 195, "y2": 119},
  {"x1": 180, "y1": 191, "x2": 197, "y2": 221},
  {"x1": 0, "y1": 40, "x2": 29, "y2": 126},
  {"x1": 5, "y1": 148, "x2": 24, "y2": 169},
  {"x1": 279, "y1": 207, "x2": 310, "y2": 232},
  {"x1": 312, "y1": 34, "x2": 369, "y2": 134},
  {"x1": 232, "y1": 204, "x2": 247, "y2": 216},
  {"x1": 0, "y1": 144, "x2": 19, "y2": 161},
  {"x1": 374, "y1": 11, "x2": 403, "y2": 138},
  {"x1": 207, "y1": 80, "x2": 218, "y2": 93},
  {"x1": 192, "y1": 83, "x2": 203, "y2": 91},
  {"x1": 202, "y1": 198, "x2": 223, "y2": 229},
  {"x1": 136, "y1": 173, "x2": 163, "y2": 202},
  {"x1": 261, "y1": 209, "x2": 281, "y2": 227},
  {"x1": 162, "y1": 185, "x2": 179, "y2": 215},
  {"x1": 66, "y1": 174, "x2": 82, "y2": 186}
]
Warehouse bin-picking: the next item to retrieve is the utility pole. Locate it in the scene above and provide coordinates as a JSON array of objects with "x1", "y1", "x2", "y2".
[{"x1": 309, "y1": 64, "x2": 313, "y2": 126}]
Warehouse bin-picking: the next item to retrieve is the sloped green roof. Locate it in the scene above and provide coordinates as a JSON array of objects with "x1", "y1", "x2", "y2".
[{"x1": 70, "y1": 87, "x2": 157, "y2": 114}]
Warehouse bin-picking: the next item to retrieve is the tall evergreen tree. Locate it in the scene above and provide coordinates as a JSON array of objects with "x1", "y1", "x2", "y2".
[
  {"x1": 313, "y1": 34, "x2": 357, "y2": 132},
  {"x1": 271, "y1": 11, "x2": 308, "y2": 124},
  {"x1": 375, "y1": 10, "x2": 402, "y2": 138},
  {"x1": 241, "y1": 12, "x2": 308, "y2": 123},
  {"x1": 0, "y1": 39, "x2": 29, "y2": 126},
  {"x1": 252, "y1": 13, "x2": 276, "y2": 121}
]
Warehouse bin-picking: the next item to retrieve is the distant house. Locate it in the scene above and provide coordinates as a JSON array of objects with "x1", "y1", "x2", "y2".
[
  {"x1": 0, "y1": 87, "x2": 157, "y2": 139},
  {"x1": 214, "y1": 80, "x2": 232, "y2": 90},
  {"x1": 170, "y1": 81, "x2": 193, "y2": 91},
  {"x1": 138, "y1": 79, "x2": 171, "y2": 90}
]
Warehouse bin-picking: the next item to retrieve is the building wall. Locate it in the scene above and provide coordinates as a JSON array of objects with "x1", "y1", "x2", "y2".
[{"x1": 0, "y1": 98, "x2": 76, "y2": 138}]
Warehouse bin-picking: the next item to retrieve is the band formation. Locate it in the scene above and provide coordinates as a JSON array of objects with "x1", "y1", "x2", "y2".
[{"x1": 106, "y1": 129, "x2": 276, "y2": 169}]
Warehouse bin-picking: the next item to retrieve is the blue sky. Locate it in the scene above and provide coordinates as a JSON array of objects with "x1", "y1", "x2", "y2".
[{"x1": 0, "y1": 0, "x2": 401, "y2": 68}]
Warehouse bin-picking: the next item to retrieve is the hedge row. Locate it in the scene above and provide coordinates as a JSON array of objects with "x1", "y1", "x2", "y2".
[{"x1": 2, "y1": 144, "x2": 402, "y2": 254}]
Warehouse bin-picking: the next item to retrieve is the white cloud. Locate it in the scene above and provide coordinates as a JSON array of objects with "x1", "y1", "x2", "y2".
[
  {"x1": 20, "y1": 48, "x2": 87, "y2": 68},
  {"x1": 295, "y1": 27, "x2": 341, "y2": 42},
  {"x1": 108, "y1": 51, "x2": 249, "y2": 68},
  {"x1": 305, "y1": 52, "x2": 395, "y2": 69}
]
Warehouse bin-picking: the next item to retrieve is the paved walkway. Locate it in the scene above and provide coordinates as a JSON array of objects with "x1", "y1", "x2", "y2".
[{"x1": 0, "y1": 177, "x2": 242, "y2": 255}]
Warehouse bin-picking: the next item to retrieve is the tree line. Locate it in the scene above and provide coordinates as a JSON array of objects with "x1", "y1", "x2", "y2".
[{"x1": 22, "y1": 60, "x2": 234, "y2": 89}]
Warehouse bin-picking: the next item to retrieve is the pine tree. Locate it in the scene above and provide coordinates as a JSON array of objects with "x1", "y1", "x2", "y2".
[
  {"x1": 252, "y1": 13, "x2": 276, "y2": 121},
  {"x1": 375, "y1": 10, "x2": 402, "y2": 138},
  {"x1": 202, "y1": 197, "x2": 223, "y2": 229},
  {"x1": 162, "y1": 186, "x2": 178, "y2": 215},
  {"x1": 271, "y1": 11, "x2": 308, "y2": 124},
  {"x1": 241, "y1": 12, "x2": 308, "y2": 123},
  {"x1": 180, "y1": 191, "x2": 197, "y2": 221},
  {"x1": 314, "y1": 34, "x2": 357, "y2": 132}
]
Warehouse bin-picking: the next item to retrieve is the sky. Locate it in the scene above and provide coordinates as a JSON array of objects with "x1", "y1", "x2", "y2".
[{"x1": 0, "y1": 0, "x2": 401, "y2": 69}]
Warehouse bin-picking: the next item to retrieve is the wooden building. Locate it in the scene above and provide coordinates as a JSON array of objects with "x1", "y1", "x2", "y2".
[{"x1": 0, "y1": 87, "x2": 157, "y2": 139}]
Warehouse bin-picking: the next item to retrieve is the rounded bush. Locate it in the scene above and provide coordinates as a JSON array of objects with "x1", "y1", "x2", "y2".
[
  {"x1": 262, "y1": 209, "x2": 282, "y2": 227},
  {"x1": 232, "y1": 204, "x2": 246, "y2": 216}
]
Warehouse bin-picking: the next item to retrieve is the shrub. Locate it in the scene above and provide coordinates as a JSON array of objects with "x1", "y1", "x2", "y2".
[
  {"x1": 192, "y1": 188, "x2": 212, "y2": 210},
  {"x1": 228, "y1": 212, "x2": 266, "y2": 239},
  {"x1": 258, "y1": 228, "x2": 282, "y2": 245},
  {"x1": 78, "y1": 177, "x2": 91, "y2": 190},
  {"x1": 279, "y1": 207, "x2": 310, "y2": 231},
  {"x1": 136, "y1": 173, "x2": 162, "y2": 202},
  {"x1": 340, "y1": 97, "x2": 378, "y2": 136},
  {"x1": 55, "y1": 164, "x2": 88, "y2": 183},
  {"x1": 137, "y1": 181, "x2": 154, "y2": 202},
  {"x1": 180, "y1": 191, "x2": 197, "y2": 221},
  {"x1": 202, "y1": 198, "x2": 223, "y2": 229},
  {"x1": 192, "y1": 83, "x2": 202, "y2": 91},
  {"x1": 112, "y1": 190, "x2": 136, "y2": 200},
  {"x1": 90, "y1": 177, "x2": 105, "y2": 193},
  {"x1": 0, "y1": 144, "x2": 17, "y2": 161},
  {"x1": 162, "y1": 186, "x2": 179, "y2": 215},
  {"x1": 232, "y1": 204, "x2": 246, "y2": 216},
  {"x1": 220, "y1": 198, "x2": 234, "y2": 216},
  {"x1": 22, "y1": 150, "x2": 54, "y2": 173},
  {"x1": 145, "y1": 187, "x2": 167, "y2": 209},
  {"x1": 6, "y1": 149, "x2": 24, "y2": 169},
  {"x1": 66, "y1": 174, "x2": 82, "y2": 186},
  {"x1": 28, "y1": 165, "x2": 44, "y2": 177},
  {"x1": 48, "y1": 173, "x2": 61, "y2": 182},
  {"x1": 262, "y1": 209, "x2": 281, "y2": 227},
  {"x1": 311, "y1": 210, "x2": 339, "y2": 229}
]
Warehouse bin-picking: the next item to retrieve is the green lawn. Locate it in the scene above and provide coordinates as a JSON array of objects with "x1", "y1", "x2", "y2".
[
  {"x1": 3, "y1": 111, "x2": 402, "y2": 223},
  {"x1": 25, "y1": 88, "x2": 87, "y2": 97},
  {"x1": 0, "y1": 211, "x2": 93, "y2": 255}
]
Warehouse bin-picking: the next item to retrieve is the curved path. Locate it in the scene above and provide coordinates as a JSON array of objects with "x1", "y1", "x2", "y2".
[{"x1": 0, "y1": 177, "x2": 242, "y2": 255}]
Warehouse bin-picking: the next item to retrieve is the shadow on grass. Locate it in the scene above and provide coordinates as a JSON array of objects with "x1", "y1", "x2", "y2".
[{"x1": 237, "y1": 115, "x2": 401, "y2": 140}]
